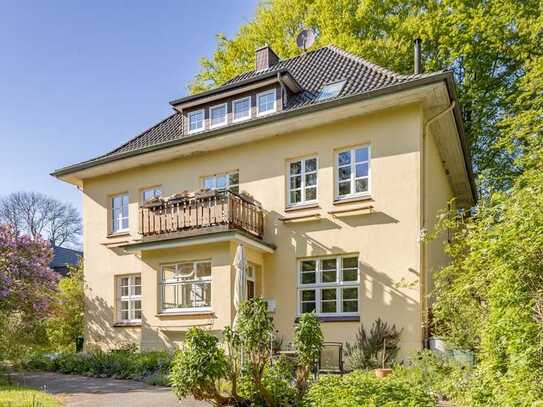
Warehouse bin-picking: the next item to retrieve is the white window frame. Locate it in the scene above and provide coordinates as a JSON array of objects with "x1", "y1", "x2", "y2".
[
  {"x1": 142, "y1": 186, "x2": 161, "y2": 202},
  {"x1": 111, "y1": 193, "x2": 129, "y2": 233},
  {"x1": 187, "y1": 109, "x2": 205, "y2": 134},
  {"x1": 297, "y1": 255, "x2": 359, "y2": 317},
  {"x1": 287, "y1": 156, "x2": 318, "y2": 207},
  {"x1": 232, "y1": 96, "x2": 251, "y2": 122},
  {"x1": 209, "y1": 102, "x2": 228, "y2": 128},
  {"x1": 159, "y1": 260, "x2": 212, "y2": 314},
  {"x1": 336, "y1": 145, "x2": 371, "y2": 200},
  {"x1": 116, "y1": 274, "x2": 142, "y2": 323},
  {"x1": 256, "y1": 89, "x2": 277, "y2": 117},
  {"x1": 202, "y1": 171, "x2": 239, "y2": 193}
]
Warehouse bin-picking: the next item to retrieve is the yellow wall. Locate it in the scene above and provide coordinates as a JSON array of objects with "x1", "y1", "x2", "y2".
[{"x1": 81, "y1": 103, "x2": 452, "y2": 355}]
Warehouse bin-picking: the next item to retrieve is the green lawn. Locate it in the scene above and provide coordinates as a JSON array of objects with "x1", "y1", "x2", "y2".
[{"x1": 0, "y1": 385, "x2": 60, "y2": 407}]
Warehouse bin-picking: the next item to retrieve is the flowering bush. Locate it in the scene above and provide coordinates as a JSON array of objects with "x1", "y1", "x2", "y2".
[{"x1": 0, "y1": 225, "x2": 58, "y2": 359}]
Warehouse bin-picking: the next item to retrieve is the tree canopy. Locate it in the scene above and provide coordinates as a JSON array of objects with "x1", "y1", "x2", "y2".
[{"x1": 189, "y1": 0, "x2": 542, "y2": 193}]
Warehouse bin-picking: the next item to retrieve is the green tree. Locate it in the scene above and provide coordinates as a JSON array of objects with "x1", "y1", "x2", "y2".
[
  {"x1": 293, "y1": 312, "x2": 323, "y2": 399},
  {"x1": 189, "y1": 0, "x2": 542, "y2": 193},
  {"x1": 46, "y1": 262, "x2": 85, "y2": 351}
]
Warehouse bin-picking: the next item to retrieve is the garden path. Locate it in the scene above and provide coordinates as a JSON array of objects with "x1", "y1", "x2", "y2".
[{"x1": 8, "y1": 371, "x2": 205, "y2": 407}]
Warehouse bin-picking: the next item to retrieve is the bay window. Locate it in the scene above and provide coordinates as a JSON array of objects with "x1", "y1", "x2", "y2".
[{"x1": 298, "y1": 255, "x2": 359, "y2": 316}]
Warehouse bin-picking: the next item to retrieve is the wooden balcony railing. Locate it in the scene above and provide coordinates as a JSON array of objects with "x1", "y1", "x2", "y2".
[{"x1": 139, "y1": 190, "x2": 264, "y2": 239}]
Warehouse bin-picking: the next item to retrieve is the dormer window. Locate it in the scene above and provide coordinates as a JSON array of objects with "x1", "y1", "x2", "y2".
[
  {"x1": 316, "y1": 80, "x2": 346, "y2": 102},
  {"x1": 210, "y1": 103, "x2": 228, "y2": 128},
  {"x1": 257, "y1": 89, "x2": 277, "y2": 116},
  {"x1": 233, "y1": 96, "x2": 251, "y2": 122},
  {"x1": 187, "y1": 109, "x2": 205, "y2": 133}
]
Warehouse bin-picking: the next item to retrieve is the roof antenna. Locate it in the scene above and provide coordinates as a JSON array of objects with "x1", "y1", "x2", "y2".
[{"x1": 296, "y1": 29, "x2": 316, "y2": 52}]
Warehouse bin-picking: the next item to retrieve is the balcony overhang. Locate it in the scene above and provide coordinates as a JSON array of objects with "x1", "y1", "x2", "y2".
[{"x1": 118, "y1": 228, "x2": 275, "y2": 254}]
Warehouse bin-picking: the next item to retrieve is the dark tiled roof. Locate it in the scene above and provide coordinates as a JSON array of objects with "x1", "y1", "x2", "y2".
[
  {"x1": 50, "y1": 246, "x2": 82, "y2": 269},
  {"x1": 71, "y1": 45, "x2": 437, "y2": 163}
]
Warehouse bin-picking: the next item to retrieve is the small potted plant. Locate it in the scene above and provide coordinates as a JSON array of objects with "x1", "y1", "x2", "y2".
[{"x1": 374, "y1": 339, "x2": 393, "y2": 378}]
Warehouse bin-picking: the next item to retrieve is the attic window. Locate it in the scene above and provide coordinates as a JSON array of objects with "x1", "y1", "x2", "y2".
[{"x1": 316, "y1": 80, "x2": 346, "y2": 102}]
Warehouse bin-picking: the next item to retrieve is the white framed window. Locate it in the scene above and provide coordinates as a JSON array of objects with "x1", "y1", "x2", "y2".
[
  {"x1": 336, "y1": 146, "x2": 370, "y2": 200},
  {"x1": 112, "y1": 193, "x2": 129, "y2": 233},
  {"x1": 210, "y1": 103, "x2": 227, "y2": 128},
  {"x1": 256, "y1": 89, "x2": 276, "y2": 116},
  {"x1": 202, "y1": 171, "x2": 239, "y2": 193},
  {"x1": 247, "y1": 262, "x2": 260, "y2": 299},
  {"x1": 233, "y1": 96, "x2": 251, "y2": 122},
  {"x1": 116, "y1": 274, "x2": 142, "y2": 323},
  {"x1": 288, "y1": 157, "x2": 318, "y2": 206},
  {"x1": 159, "y1": 261, "x2": 212, "y2": 313},
  {"x1": 142, "y1": 187, "x2": 161, "y2": 202},
  {"x1": 297, "y1": 255, "x2": 359, "y2": 316},
  {"x1": 187, "y1": 109, "x2": 205, "y2": 133}
]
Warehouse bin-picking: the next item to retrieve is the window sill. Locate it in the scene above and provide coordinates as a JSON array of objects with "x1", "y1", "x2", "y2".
[
  {"x1": 107, "y1": 231, "x2": 130, "y2": 238},
  {"x1": 285, "y1": 203, "x2": 320, "y2": 212},
  {"x1": 113, "y1": 322, "x2": 142, "y2": 328},
  {"x1": 294, "y1": 315, "x2": 360, "y2": 323},
  {"x1": 333, "y1": 195, "x2": 373, "y2": 205},
  {"x1": 156, "y1": 310, "x2": 214, "y2": 317}
]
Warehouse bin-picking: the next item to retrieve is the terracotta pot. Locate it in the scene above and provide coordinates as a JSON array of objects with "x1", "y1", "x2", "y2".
[{"x1": 374, "y1": 368, "x2": 393, "y2": 379}]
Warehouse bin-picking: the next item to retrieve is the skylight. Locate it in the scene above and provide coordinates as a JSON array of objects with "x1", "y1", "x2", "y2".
[{"x1": 316, "y1": 80, "x2": 346, "y2": 101}]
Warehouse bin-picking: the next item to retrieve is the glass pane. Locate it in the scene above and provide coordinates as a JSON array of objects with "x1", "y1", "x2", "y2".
[
  {"x1": 216, "y1": 175, "x2": 227, "y2": 189},
  {"x1": 122, "y1": 206, "x2": 128, "y2": 218},
  {"x1": 343, "y1": 269, "x2": 358, "y2": 282},
  {"x1": 290, "y1": 191, "x2": 301, "y2": 204},
  {"x1": 343, "y1": 300, "x2": 358, "y2": 313},
  {"x1": 305, "y1": 187, "x2": 317, "y2": 201},
  {"x1": 338, "y1": 166, "x2": 351, "y2": 181},
  {"x1": 355, "y1": 178, "x2": 368, "y2": 193},
  {"x1": 161, "y1": 284, "x2": 176, "y2": 309},
  {"x1": 305, "y1": 173, "x2": 317, "y2": 187},
  {"x1": 321, "y1": 288, "x2": 336, "y2": 301},
  {"x1": 338, "y1": 182, "x2": 351, "y2": 196},
  {"x1": 355, "y1": 163, "x2": 368, "y2": 178},
  {"x1": 234, "y1": 98, "x2": 250, "y2": 119},
  {"x1": 162, "y1": 265, "x2": 176, "y2": 281},
  {"x1": 301, "y1": 272, "x2": 316, "y2": 284},
  {"x1": 301, "y1": 290, "x2": 316, "y2": 301},
  {"x1": 343, "y1": 287, "x2": 358, "y2": 300},
  {"x1": 135, "y1": 276, "x2": 141, "y2": 285},
  {"x1": 134, "y1": 309, "x2": 142, "y2": 319},
  {"x1": 290, "y1": 161, "x2": 301, "y2": 175},
  {"x1": 134, "y1": 285, "x2": 141, "y2": 296},
  {"x1": 196, "y1": 262, "x2": 211, "y2": 278},
  {"x1": 203, "y1": 177, "x2": 215, "y2": 189},
  {"x1": 305, "y1": 158, "x2": 317, "y2": 172},
  {"x1": 113, "y1": 196, "x2": 122, "y2": 208},
  {"x1": 121, "y1": 310, "x2": 129, "y2": 320},
  {"x1": 301, "y1": 260, "x2": 316, "y2": 272},
  {"x1": 322, "y1": 259, "x2": 337, "y2": 270},
  {"x1": 180, "y1": 284, "x2": 193, "y2": 308},
  {"x1": 122, "y1": 218, "x2": 129, "y2": 230},
  {"x1": 302, "y1": 302, "x2": 316, "y2": 313},
  {"x1": 121, "y1": 286, "x2": 129, "y2": 296},
  {"x1": 121, "y1": 300, "x2": 129, "y2": 310},
  {"x1": 211, "y1": 105, "x2": 226, "y2": 125},
  {"x1": 121, "y1": 277, "x2": 129, "y2": 286},
  {"x1": 322, "y1": 270, "x2": 336, "y2": 283},
  {"x1": 338, "y1": 151, "x2": 351, "y2": 166},
  {"x1": 133, "y1": 300, "x2": 141, "y2": 310},
  {"x1": 193, "y1": 282, "x2": 211, "y2": 306},
  {"x1": 290, "y1": 176, "x2": 301, "y2": 189},
  {"x1": 177, "y1": 263, "x2": 194, "y2": 280},
  {"x1": 342, "y1": 257, "x2": 358, "y2": 269},
  {"x1": 322, "y1": 301, "x2": 337, "y2": 313},
  {"x1": 355, "y1": 147, "x2": 369, "y2": 163},
  {"x1": 229, "y1": 172, "x2": 239, "y2": 186}
]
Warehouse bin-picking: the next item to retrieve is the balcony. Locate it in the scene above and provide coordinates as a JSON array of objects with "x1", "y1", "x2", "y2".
[{"x1": 138, "y1": 190, "x2": 264, "y2": 241}]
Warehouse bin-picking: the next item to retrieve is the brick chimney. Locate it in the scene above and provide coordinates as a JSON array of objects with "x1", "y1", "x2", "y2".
[{"x1": 255, "y1": 45, "x2": 279, "y2": 71}]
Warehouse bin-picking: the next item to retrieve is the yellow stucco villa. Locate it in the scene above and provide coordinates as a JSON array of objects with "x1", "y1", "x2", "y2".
[{"x1": 52, "y1": 44, "x2": 475, "y2": 356}]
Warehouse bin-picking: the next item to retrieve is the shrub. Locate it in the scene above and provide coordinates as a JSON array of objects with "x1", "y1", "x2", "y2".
[
  {"x1": 304, "y1": 370, "x2": 436, "y2": 407},
  {"x1": 344, "y1": 318, "x2": 401, "y2": 370},
  {"x1": 293, "y1": 313, "x2": 323, "y2": 398}
]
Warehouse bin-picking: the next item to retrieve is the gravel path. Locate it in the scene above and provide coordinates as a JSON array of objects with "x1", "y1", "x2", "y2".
[{"x1": 8, "y1": 371, "x2": 206, "y2": 407}]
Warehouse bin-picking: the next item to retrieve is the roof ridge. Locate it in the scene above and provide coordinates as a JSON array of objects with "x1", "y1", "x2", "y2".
[{"x1": 103, "y1": 112, "x2": 180, "y2": 157}]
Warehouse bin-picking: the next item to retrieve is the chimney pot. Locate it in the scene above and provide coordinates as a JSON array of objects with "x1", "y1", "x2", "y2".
[
  {"x1": 255, "y1": 45, "x2": 279, "y2": 71},
  {"x1": 414, "y1": 38, "x2": 422, "y2": 74}
]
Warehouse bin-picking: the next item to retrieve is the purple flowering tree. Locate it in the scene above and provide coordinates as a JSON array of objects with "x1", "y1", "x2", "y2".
[{"x1": 0, "y1": 225, "x2": 58, "y2": 358}]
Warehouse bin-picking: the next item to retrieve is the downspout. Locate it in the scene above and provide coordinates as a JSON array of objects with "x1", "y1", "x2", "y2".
[
  {"x1": 420, "y1": 100, "x2": 456, "y2": 348},
  {"x1": 277, "y1": 72, "x2": 288, "y2": 109}
]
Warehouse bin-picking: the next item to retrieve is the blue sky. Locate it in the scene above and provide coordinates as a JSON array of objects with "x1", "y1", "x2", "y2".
[{"x1": 0, "y1": 0, "x2": 257, "y2": 211}]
